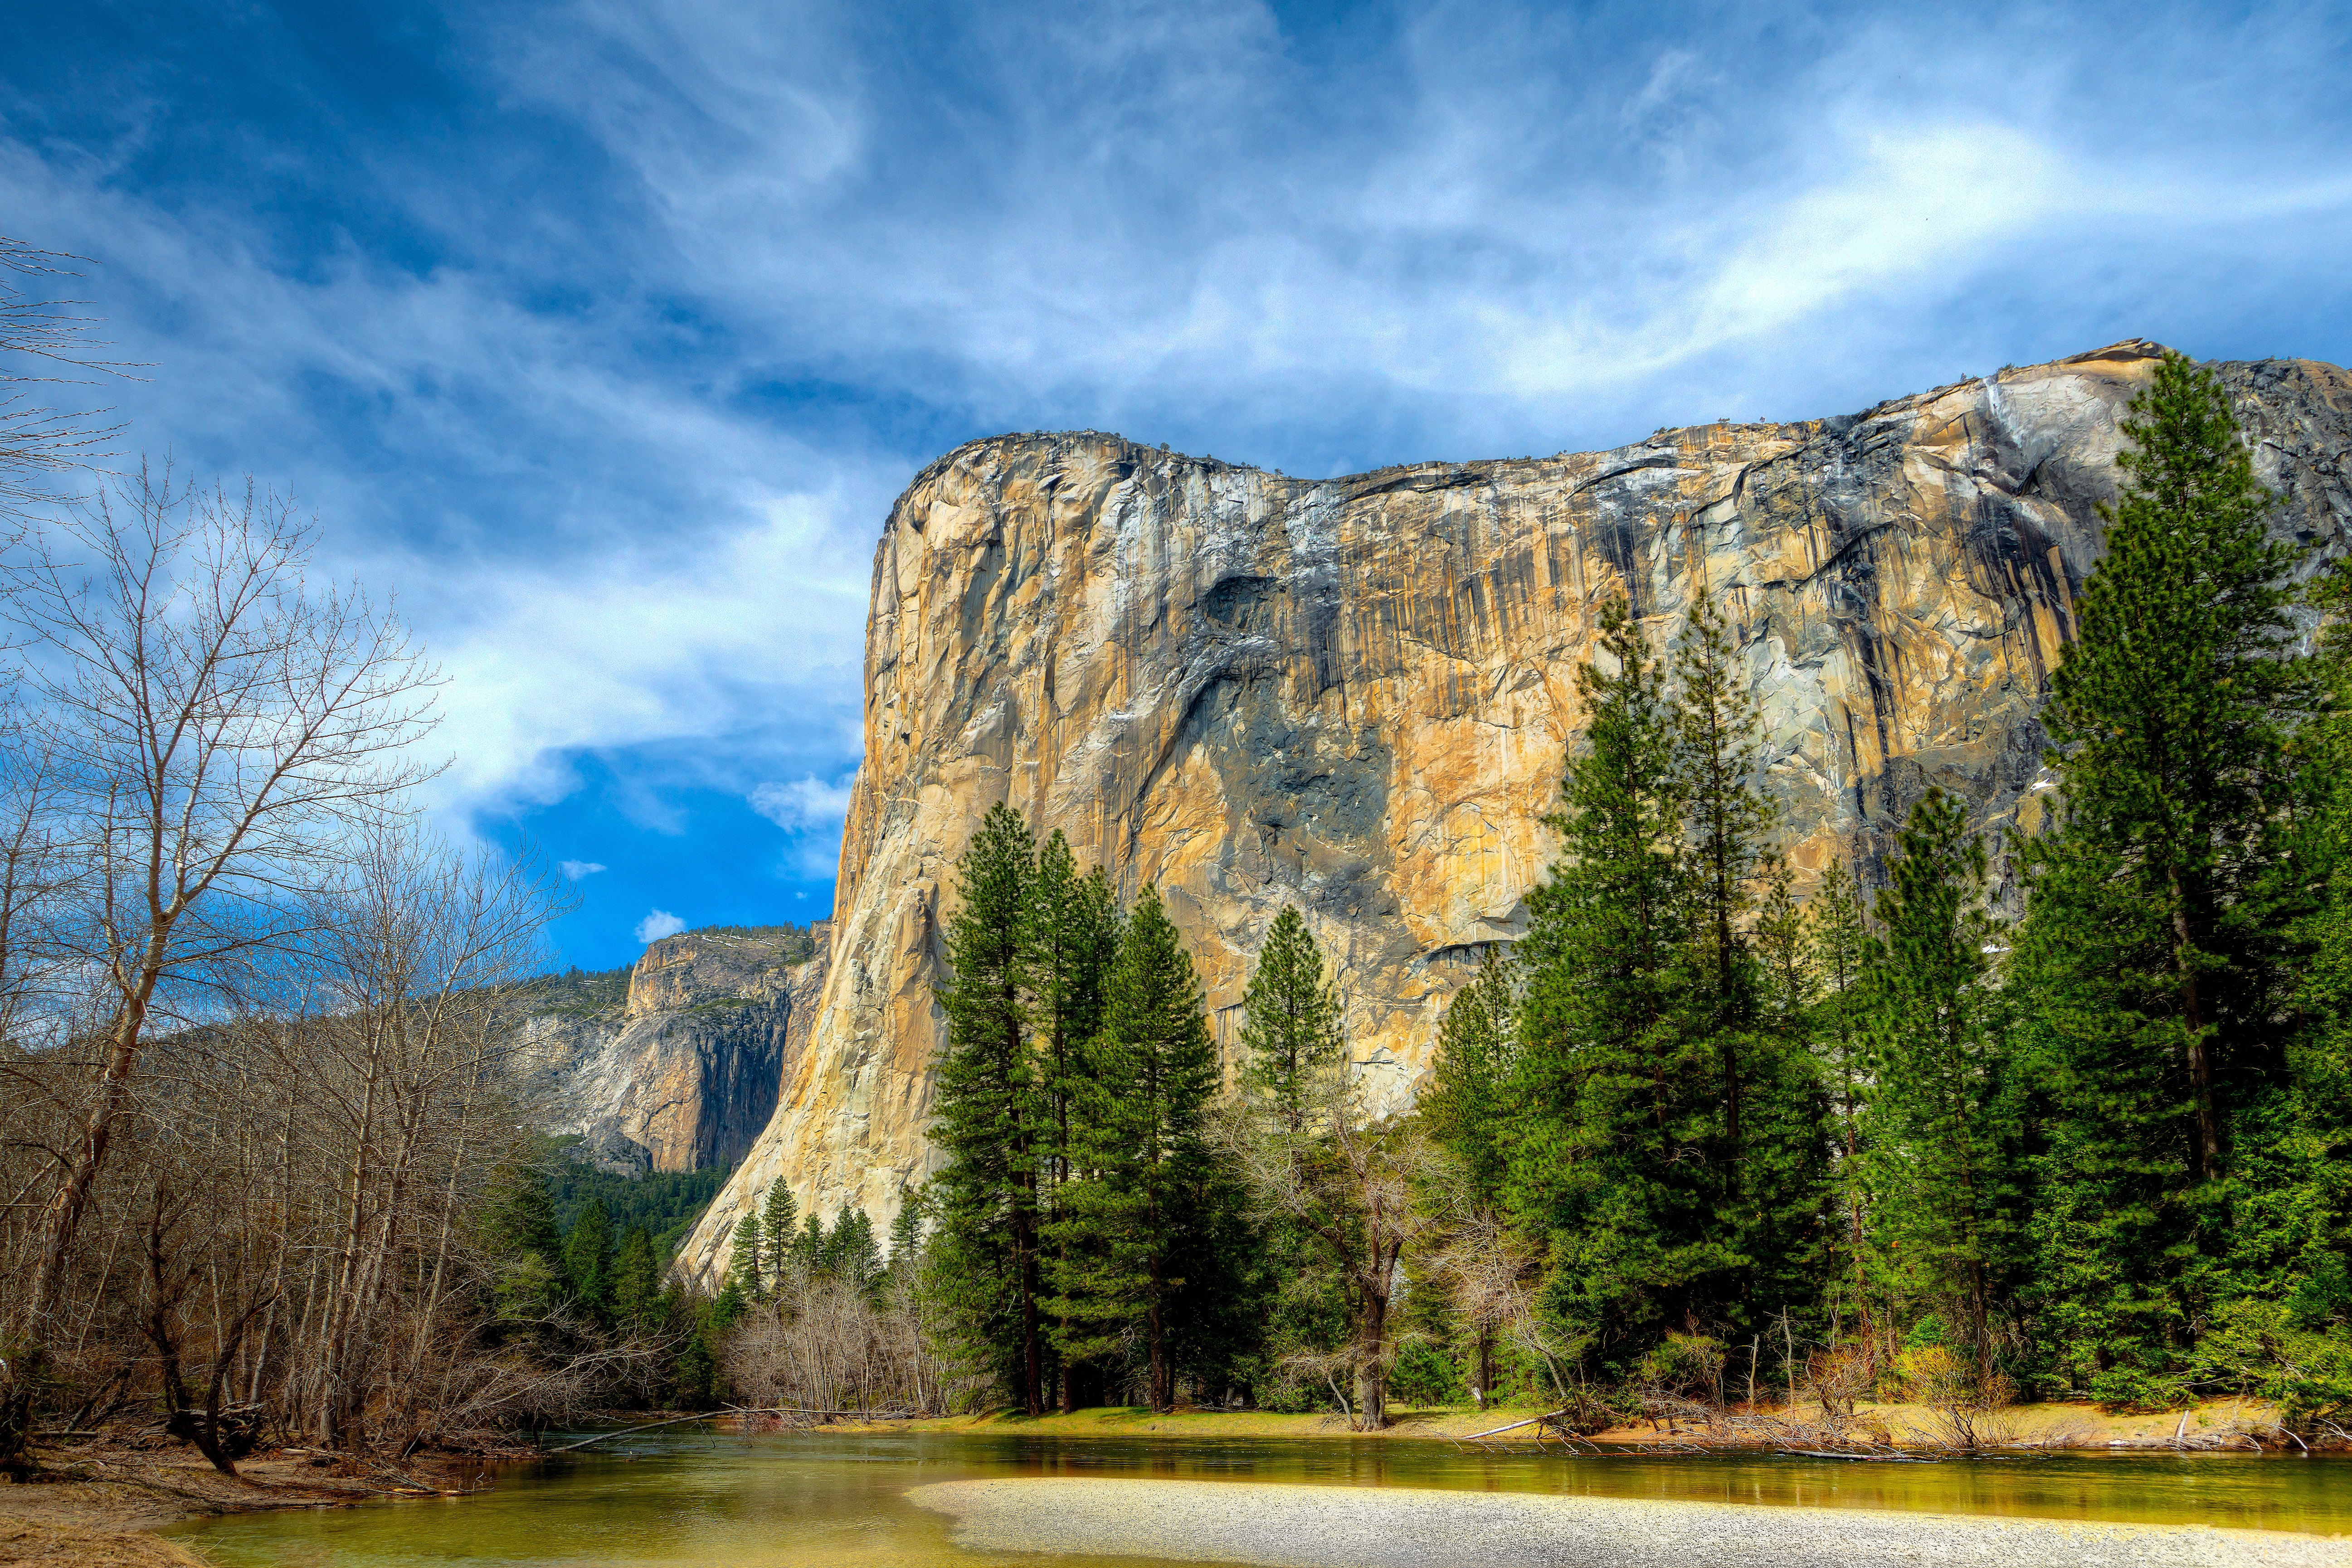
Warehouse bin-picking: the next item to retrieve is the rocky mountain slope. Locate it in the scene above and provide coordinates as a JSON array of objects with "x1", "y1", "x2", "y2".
[
  {"x1": 677, "y1": 341, "x2": 2352, "y2": 1285},
  {"x1": 521, "y1": 926, "x2": 829, "y2": 1175}
]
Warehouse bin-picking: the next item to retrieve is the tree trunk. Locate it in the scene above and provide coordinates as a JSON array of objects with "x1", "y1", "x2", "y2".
[{"x1": 2168, "y1": 882, "x2": 2222, "y2": 1184}]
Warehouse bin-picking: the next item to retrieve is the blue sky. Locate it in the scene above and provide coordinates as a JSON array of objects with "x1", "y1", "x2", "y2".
[{"x1": 4, "y1": 1, "x2": 2348, "y2": 969}]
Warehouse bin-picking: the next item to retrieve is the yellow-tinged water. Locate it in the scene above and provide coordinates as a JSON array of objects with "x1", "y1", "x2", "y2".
[{"x1": 170, "y1": 1430, "x2": 2352, "y2": 1566}]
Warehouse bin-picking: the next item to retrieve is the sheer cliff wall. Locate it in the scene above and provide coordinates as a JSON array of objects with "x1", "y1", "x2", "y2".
[
  {"x1": 523, "y1": 927, "x2": 829, "y2": 1175},
  {"x1": 678, "y1": 340, "x2": 2352, "y2": 1284}
]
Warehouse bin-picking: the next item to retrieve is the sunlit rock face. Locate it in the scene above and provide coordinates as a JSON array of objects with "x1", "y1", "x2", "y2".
[
  {"x1": 677, "y1": 341, "x2": 2352, "y2": 1285},
  {"x1": 524, "y1": 928, "x2": 830, "y2": 1175}
]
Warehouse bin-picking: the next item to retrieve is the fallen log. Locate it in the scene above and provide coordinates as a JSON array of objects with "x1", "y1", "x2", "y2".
[{"x1": 543, "y1": 1412, "x2": 724, "y2": 1454}]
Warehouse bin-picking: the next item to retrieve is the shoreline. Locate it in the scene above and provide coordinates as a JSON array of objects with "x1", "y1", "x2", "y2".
[
  {"x1": 910, "y1": 1476, "x2": 2352, "y2": 1568},
  {"x1": 819, "y1": 1395, "x2": 2297, "y2": 1453},
  {"x1": 0, "y1": 1442, "x2": 520, "y2": 1566}
]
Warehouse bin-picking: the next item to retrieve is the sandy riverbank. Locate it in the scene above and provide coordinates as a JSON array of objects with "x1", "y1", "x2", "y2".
[
  {"x1": 0, "y1": 1445, "x2": 509, "y2": 1567},
  {"x1": 910, "y1": 1476, "x2": 2350, "y2": 1568}
]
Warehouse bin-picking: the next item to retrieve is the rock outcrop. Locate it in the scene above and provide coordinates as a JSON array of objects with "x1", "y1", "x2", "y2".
[
  {"x1": 523, "y1": 927, "x2": 829, "y2": 1175},
  {"x1": 677, "y1": 342, "x2": 2352, "y2": 1284}
]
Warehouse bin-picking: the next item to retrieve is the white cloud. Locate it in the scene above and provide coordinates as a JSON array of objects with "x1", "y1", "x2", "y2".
[
  {"x1": 559, "y1": 859, "x2": 608, "y2": 880},
  {"x1": 750, "y1": 774, "x2": 855, "y2": 832},
  {"x1": 750, "y1": 773, "x2": 857, "y2": 878},
  {"x1": 634, "y1": 908, "x2": 687, "y2": 943}
]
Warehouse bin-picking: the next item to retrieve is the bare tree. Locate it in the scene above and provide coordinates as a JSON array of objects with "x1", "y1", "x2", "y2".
[
  {"x1": 0, "y1": 471, "x2": 438, "y2": 1467},
  {"x1": 1220, "y1": 1063, "x2": 1441, "y2": 1430},
  {"x1": 0, "y1": 238, "x2": 134, "y2": 519}
]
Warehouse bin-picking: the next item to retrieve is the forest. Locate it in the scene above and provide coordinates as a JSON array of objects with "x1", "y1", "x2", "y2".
[{"x1": 903, "y1": 352, "x2": 2352, "y2": 1437}]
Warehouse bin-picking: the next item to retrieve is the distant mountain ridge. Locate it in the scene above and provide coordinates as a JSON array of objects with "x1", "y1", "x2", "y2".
[{"x1": 519, "y1": 922, "x2": 830, "y2": 1175}]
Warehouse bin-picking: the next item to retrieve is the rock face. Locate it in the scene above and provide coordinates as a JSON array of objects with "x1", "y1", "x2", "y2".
[
  {"x1": 677, "y1": 341, "x2": 2352, "y2": 1285},
  {"x1": 524, "y1": 927, "x2": 830, "y2": 1175}
]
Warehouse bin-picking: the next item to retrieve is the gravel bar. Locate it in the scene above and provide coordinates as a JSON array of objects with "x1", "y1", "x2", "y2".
[{"x1": 907, "y1": 1477, "x2": 2350, "y2": 1568}]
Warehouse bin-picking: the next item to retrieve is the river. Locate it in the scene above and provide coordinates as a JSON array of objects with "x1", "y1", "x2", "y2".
[{"x1": 171, "y1": 1430, "x2": 2351, "y2": 1565}]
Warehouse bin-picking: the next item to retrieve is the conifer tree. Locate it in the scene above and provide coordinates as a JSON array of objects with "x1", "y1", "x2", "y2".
[
  {"x1": 1861, "y1": 792, "x2": 2024, "y2": 1376},
  {"x1": 1052, "y1": 885, "x2": 1220, "y2": 1411},
  {"x1": 1509, "y1": 597, "x2": 1734, "y2": 1361},
  {"x1": 932, "y1": 802, "x2": 1048, "y2": 1413},
  {"x1": 612, "y1": 1226, "x2": 662, "y2": 1330},
  {"x1": 762, "y1": 1181, "x2": 799, "y2": 1276},
  {"x1": 1027, "y1": 831, "x2": 1120, "y2": 1408},
  {"x1": 727, "y1": 1213, "x2": 765, "y2": 1299},
  {"x1": 1238, "y1": 905, "x2": 1345, "y2": 1135},
  {"x1": 2035, "y1": 350, "x2": 2303, "y2": 1184},
  {"x1": 1422, "y1": 945, "x2": 1518, "y2": 1394},
  {"x1": 887, "y1": 1189, "x2": 924, "y2": 1277},
  {"x1": 829, "y1": 1209, "x2": 884, "y2": 1295},
  {"x1": 1423, "y1": 947, "x2": 1518, "y2": 1209},
  {"x1": 2016, "y1": 353, "x2": 2309, "y2": 1388},
  {"x1": 1670, "y1": 592, "x2": 1775, "y2": 1170},
  {"x1": 565, "y1": 1198, "x2": 616, "y2": 1322},
  {"x1": 1808, "y1": 860, "x2": 1877, "y2": 1334}
]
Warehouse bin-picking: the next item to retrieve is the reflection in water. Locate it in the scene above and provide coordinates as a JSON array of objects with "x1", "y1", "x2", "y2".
[{"x1": 174, "y1": 1431, "x2": 2352, "y2": 1566}]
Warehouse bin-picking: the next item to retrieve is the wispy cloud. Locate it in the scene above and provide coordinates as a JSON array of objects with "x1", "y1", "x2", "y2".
[
  {"x1": 559, "y1": 859, "x2": 608, "y2": 881},
  {"x1": 634, "y1": 909, "x2": 687, "y2": 944},
  {"x1": 2, "y1": 1, "x2": 2345, "y2": 960}
]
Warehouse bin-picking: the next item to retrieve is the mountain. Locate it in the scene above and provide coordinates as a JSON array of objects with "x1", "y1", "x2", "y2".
[
  {"x1": 520, "y1": 925, "x2": 829, "y2": 1175},
  {"x1": 676, "y1": 340, "x2": 2352, "y2": 1284}
]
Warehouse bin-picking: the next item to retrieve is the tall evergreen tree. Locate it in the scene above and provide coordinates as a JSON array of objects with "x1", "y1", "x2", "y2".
[
  {"x1": 1423, "y1": 946, "x2": 1518, "y2": 1209},
  {"x1": 1238, "y1": 906, "x2": 1345, "y2": 1135},
  {"x1": 1051, "y1": 885, "x2": 1220, "y2": 1411},
  {"x1": 564, "y1": 1198, "x2": 617, "y2": 1323},
  {"x1": 612, "y1": 1226, "x2": 662, "y2": 1330},
  {"x1": 762, "y1": 1181, "x2": 799, "y2": 1275},
  {"x1": 1669, "y1": 592, "x2": 1775, "y2": 1174},
  {"x1": 728, "y1": 1214, "x2": 766, "y2": 1299},
  {"x1": 1423, "y1": 945, "x2": 1518, "y2": 1394},
  {"x1": 932, "y1": 802, "x2": 1048, "y2": 1413},
  {"x1": 1861, "y1": 792, "x2": 2024, "y2": 1377},
  {"x1": 1027, "y1": 831, "x2": 1120, "y2": 1409},
  {"x1": 1510, "y1": 597, "x2": 1734, "y2": 1363},
  {"x1": 1808, "y1": 860, "x2": 1878, "y2": 1337},
  {"x1": 2034, "y1": 350, "x2": 2304, "y2": 1184},
  {"x1": 2016, "y1": 352, "x2": 2309, "y2": 1388}
]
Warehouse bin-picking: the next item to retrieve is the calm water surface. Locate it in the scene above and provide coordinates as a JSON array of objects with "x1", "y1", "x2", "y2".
[{"x1": 173, "y1": 1430, "x2": 2352, "y2": 1566}]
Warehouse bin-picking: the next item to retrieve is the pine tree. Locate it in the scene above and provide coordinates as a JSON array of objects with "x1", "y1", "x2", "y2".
[
  {"x1": 829, "y1": 1209, "x2": 884, "y2": 1295},
  {"x1": 565, "y1": 1198, "x2": 617, "y2": 1323},
  {"x1": 1861, "y1": 792, "x2": 2024, "y2": 1377},
  {"x1": 2016, "y1": 352, "x2": 2310, "y2": 1389},
  {"x1": 887, "y1": 1188, "x2": 925, "y2": 1277},
  {"x1": 1238, "y1": 906, "x2": 1345, "y2": 1135},
  {"x1": 728, "y1": 1214, "x2": 766, "y2": 1300},
  {"x1": 1670, "y1": 592, "x2": 1775, "y2": 1174},
  {"x1": 1027, "y1": 831, "x2": 1120, "y2": 1409},
  {"x1": 482, "y1": 1162, "x2": 569, "y2": 1324},
  {"x1": 1509, "y1": 597, "x2": 1735, "y2": 1363},
  {"x1": 1738, "y1": 858, "x2": 1834, "y2": 1334},
  {"x1": 762, "y1": 1181, "x2": 799, "y2": 1277},
  {"x1": 1423, "y1": 946, "x2": 1518, "y2": 1208},
  {"x1": 1422, "y1": 945, "x2": 1518, "y2": 1396},
  {"x1": 1052, "y1": 885, "x2": 1220, "y2": 1411},
  {"x1": 1808, "y1": 860, "x2": 1878, "y2": 1338},
  {"x1": 931, "y1": 802, "x2": 1048, "y2": 1413},
  {"x1": 2036, "y1": 350, "x2": 2304, "y2": 1184},
  {"x1": 612, "y1": 1226, "x2": 662, "y2": 1330}
]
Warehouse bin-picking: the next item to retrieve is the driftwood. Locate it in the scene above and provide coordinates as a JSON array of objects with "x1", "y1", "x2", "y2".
[{"x1": 543, "y1": 1412, "x2": 726, "y2": 1454}]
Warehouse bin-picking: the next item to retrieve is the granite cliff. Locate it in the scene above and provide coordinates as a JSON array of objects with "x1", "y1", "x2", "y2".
[
  {"x1": 523, "y1": 927, "x2": 829, "y2": 1175},
  {"x1": 678, "y1": 341, "x2": 2352, "y2": 1284}
]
